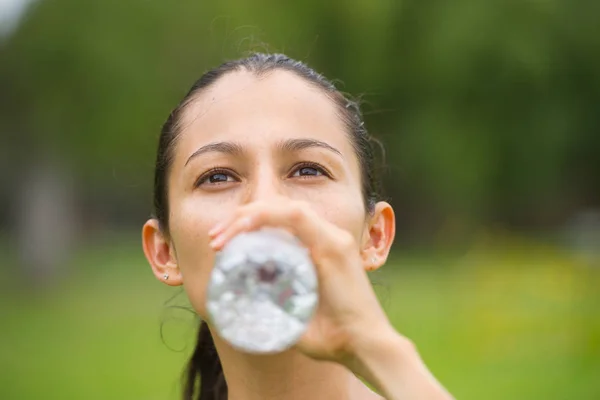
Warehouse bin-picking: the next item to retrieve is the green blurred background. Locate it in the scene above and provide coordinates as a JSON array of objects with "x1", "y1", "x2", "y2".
[{"x1": 0, "y1": 0, "x2": 599, "y2": 399}]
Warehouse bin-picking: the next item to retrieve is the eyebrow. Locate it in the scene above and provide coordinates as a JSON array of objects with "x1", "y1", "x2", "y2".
[
  {"x1": 185, "y1": 138, "x2": 342, "y2": 166},
  {"x1": 185, "y1": 141, "x2": 244, "y2": 166},
  {"x1": 277, "y1": 138, "x2": 343, "y2": 157}
]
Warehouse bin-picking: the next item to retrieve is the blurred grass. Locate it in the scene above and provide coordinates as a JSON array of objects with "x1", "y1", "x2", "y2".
[{"x1": 0, "y1": 235, "x2": 598, "y2": 400}]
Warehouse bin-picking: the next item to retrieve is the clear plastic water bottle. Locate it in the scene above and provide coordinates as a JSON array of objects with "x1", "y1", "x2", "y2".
[{"x1": 206, "y1": 228, "x2": 319, "y2": 354}]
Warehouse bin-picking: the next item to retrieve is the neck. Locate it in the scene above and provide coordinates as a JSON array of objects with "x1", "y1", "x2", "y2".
[{"x1": 209, "y1": 327, "x2": 378, "y2": 400}]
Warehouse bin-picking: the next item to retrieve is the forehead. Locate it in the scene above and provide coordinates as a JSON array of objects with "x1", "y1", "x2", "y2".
[{"x1": 174, "y1": 69, "x2": 352, "y2": 155}]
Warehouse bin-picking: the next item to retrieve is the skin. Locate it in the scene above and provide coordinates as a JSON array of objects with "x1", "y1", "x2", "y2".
[{"x1": 142, "y1": 70, "x2": 454, "y2": 400}]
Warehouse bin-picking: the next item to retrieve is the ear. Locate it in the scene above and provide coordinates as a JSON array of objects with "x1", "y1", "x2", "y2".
[
  {"x1": 361, "y1": 201, "x2": 396, "y2": 271},
  {"x1": 142, "y1": 219, "x2": 183, "y2": 286}
]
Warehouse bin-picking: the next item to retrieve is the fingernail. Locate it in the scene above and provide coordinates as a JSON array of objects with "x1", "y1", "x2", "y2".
[
  {"x1": 210, "y1": 235, "x2": 223, "y2": 249},
  {"x1": 209, "y1": 222, "x2": 225, "y2": 237}
]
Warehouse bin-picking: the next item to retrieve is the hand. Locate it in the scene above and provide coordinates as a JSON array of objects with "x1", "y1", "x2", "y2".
[{"x1": 208, "y1": 198, "x2": 394, "y2": 364}]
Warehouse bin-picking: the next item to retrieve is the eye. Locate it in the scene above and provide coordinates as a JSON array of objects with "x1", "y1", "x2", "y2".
[
  {"x1": 208, "y1": 172, "x2": 232, "y2": 183},
  {"x1": 195, "y1": 168, "x2": 238, "y2": 188},
  {"x1": 290, "y1": 163, "x2": 329, "y2": 178}
]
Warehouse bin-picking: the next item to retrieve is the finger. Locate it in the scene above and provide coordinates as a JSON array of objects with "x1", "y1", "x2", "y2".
[
  {"x1": 209, "y1": 201, "x2": 289, "y2": 250},
  {"x1": 210, "y1": 201, "x2": 353, "y2": 262},
  {"x1": 208, "y1": 215, "x2": 236, "y2": 238},
  {"x1": 208, "y1": 196, "x2": 287, "y2": 238},
  {"x1": 240, "y1": 201, "x2": 325, "y2": 248},
  {"x1": 208, "y1": 202, "x2": 306, "y2": 250},
  {"x1": 252, "y1": 202, "x2": 358, "y2": 265},
  {"x1": 209, "y1": 214, "x2": 253, "y2": 250}
]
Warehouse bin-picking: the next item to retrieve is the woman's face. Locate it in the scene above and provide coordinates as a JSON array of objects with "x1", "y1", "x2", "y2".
[{"x1": 160, "y1": 70, "x2": 371, "y2": 319}]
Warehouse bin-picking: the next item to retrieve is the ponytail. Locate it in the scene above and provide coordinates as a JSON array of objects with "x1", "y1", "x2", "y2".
[{"x1": 183, "y1": 321, "x2": 228, "y2": 400}]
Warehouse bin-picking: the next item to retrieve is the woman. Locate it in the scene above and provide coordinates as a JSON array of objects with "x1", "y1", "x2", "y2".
[{"x1": 142, "y1": 53, "x2": 454, "y2": 400}]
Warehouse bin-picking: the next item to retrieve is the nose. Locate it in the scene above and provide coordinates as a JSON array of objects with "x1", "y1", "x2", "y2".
[{"x1": 242, "y1": 164, "x2": 285, "y2": 205}]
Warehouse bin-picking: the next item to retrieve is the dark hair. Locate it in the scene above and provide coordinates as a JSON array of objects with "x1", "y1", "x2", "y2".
[{"x1": 152, "y1": 53, "x2": 383, "y2": 400}]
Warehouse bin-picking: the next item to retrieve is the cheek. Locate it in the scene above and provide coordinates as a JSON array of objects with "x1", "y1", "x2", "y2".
[
  {"x1": 309, "y1": 189, "x2": 367, "y2": 240},
  {"x1": 333, "y1": 204, "x2": 367, "y2": 242},
  {"x1": 169, "y1": 197, "x2": 233, "y2": 318}
]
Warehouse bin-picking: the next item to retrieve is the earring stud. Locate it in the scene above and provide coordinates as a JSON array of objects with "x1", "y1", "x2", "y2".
[{"x1": 163, "y1": 273, "x2": 169, "y2": 280}]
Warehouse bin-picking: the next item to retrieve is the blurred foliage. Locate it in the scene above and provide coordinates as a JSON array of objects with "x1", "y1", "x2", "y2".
[{"x1": 1, "y1": 0, "x2": 599, "y2": 240}]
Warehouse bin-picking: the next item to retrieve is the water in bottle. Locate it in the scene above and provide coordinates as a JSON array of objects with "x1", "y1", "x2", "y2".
[{"x1": 206, "y1": 228, "x2": 319, "y2": 354}]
